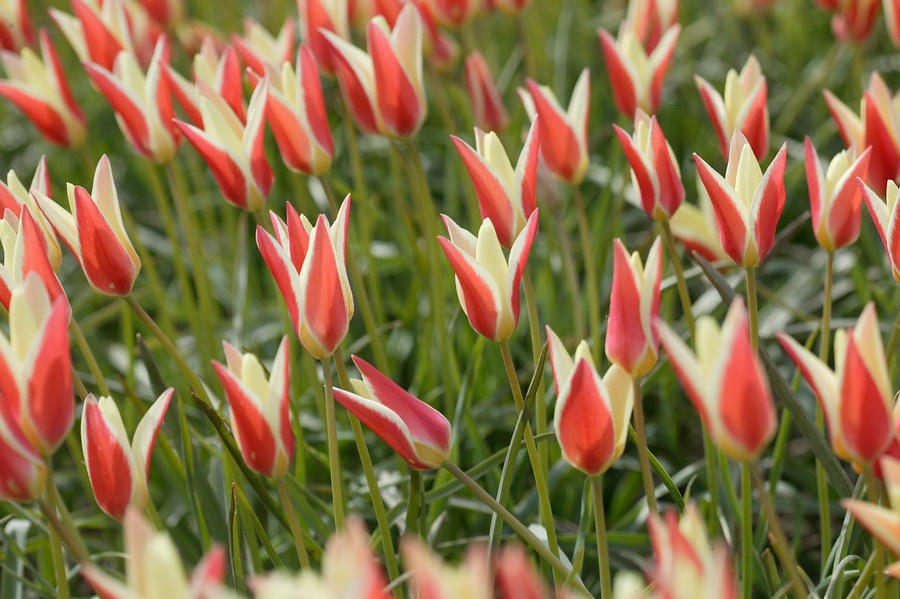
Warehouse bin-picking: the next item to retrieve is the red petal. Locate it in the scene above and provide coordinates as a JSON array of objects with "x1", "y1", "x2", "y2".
[
  {"x1": 174, "y1": 120, "x2": 249, "y2": 209},
  {"x1": 651, "y1": 117, "x2": 684, "y2": 217},
  {"x1": 73, "y1": 186, "x2": 138, "y2": 295},
  {"x1": 300, "y1": 215, "x2": 349, "y2": 356},
  {"x1": 614, "y1": 123, "x2": 657, "y2": 218},
  {"x1": 827, "y1": 148, "x2": 870, "y2": 250},
  {"x1": 742, "y1": 80, "x2": 769, "y2": 160},
  {"x1": 525, "y1": 79, "x2": 581, "y2": 182},
  {"x1": 299, "y1": 44, "x2": 335, "y2": 157},
  {"x1": 753, "y1": 144, "x2": 787, "y2": 262},
  {"x1": 326, "y1": 37, "x2": 379, "y2": 134},
  {"x1": 556, "y1": 360, "x2": 615, "y2": 476},
  {"x1": 438, "y1": 236, "x2": 500, "y2": 340},
  {"x1": 370, "y1": 21, "x2": 421, "y2": 137},
  {"x1": 83, "y1": 62, "x2": 152, "y2": 158},
  {"x1": 805, "y1": 138, "x2": 823, "y2": 233},
  {"x1": 72, "y1": 0, "x2": 123, "y2": 70},
  {"x1": 0, "y1": 402, "x2": 43, "y2": 501},
  {"x1": 19, "y1": 208, "x2": 65, "y2": 307},
  {"x1": 864, "y1": 92, "x2": 900, "y2": 193},
  {"x1": 25, "y1": 296, "x2": 72, "y2": 454},
  {"x1": 0, "y1": 84, "x2": 70, "y2": 146},
  {"x1": 840, "y1": 334, "x2": 892, "y2": 462},
  {"x1": 41, "y1": 30, "x2": 84, "y2": 127},
  {"x1": 693, "y1": 154, "x2": 747, "y2": 264},
  {"x1": 256, "y1": 225, "x2": 302, "y2": 336},
  {"x1": 452, "y1": 135, "x2": 515, "y2": 247},
  {"x1": 606, "y1": 240, "x2": 649, "y2": 376},
  {"x1": 598, "y1": 29, "x2": 636, "y2": 117},
  {"x1": 83, "y1": 398, "x2": 135, "y2": 520}
]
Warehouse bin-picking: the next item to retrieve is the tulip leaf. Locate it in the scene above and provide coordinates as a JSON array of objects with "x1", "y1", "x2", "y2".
[
  {"x1": 233, "y1": 482, "x2": 285, "y2": 570},
  {"x1": 228, "y1": 483, "x2": 245, "y2": 594}
]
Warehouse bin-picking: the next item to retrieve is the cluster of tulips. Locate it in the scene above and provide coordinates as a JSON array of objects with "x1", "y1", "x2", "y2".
[{"x1": 6, "y1": 0, "x2": 900, "y2": 597}]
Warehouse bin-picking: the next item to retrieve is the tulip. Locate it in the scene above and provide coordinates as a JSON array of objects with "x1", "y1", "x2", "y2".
[
  {"x1": 332, "y1": 355, "x2": 451, "y2": 469},
  {"x1": 0, "y1": 0, "x2": 33, "y2": 51},
  {"x1": 843, "y1": 457, "x2": 900, "y2": 578},
  {"x1": 81, "y1": 389, "x2": 172, "y2": 520},
  {"x1": 887, "y1": 0, "x2": 900, "y2": 47},
  {"x1": 324, "y1": 4, "x2": 427, "y2": 138},
  {"x1": 264, "y1": 44, "x2": 335, "y2": 176},
  {"x1": 492, "y1": 0, "x2": 532, "y2": 15},
  {"x1": 0, "y1": 207, "x2": 66, "y2": 311},
  {"x1": 695, "y1": 55, "x2": 769, "y2": 160},
  {"x1": 520, "y1": 69, "x2": 589, "y2": 184},
  {"x1": 861, "y1": 179, "x2": 900, "y2": 281},
  {"x1": 402, "y1": 537, "x2": 489, "y2": 598},
  {"x1": 778, "y1": 303, "x2": 893, "y2": 465},
  {"x1": 606, "y1": 237, "x2": 662, "y2": 378},
  {"x1": 613, "y1": 109, "x2": 684, "y2": 221},
  {"x1": 297, "y1": 0, "x2": 350, "y2": 74},
  {"x1": 825, "y1": 72, "x2": 900, "y2": 195},
  {"x1": 597, "y1": 22, "x2": 680, "y2": 118},
  {"x1": 0, "y1": 157, "x2": 61, "y2": 271},
  {"x1": 0, "y1": 396, "x2": 45, "y2": 502},
  {"x1": 669, "y1": 190, "x2": 731, "y2": 263},
  {"x1": 83, "y1": 36, "x2": 179, "y2": 163},
  {"x1": 623, "y1": 0, "x2": 679, "y2": 52},
  {"x1": 425, "y1": 0, "x2": 482, "y2": 28},
  {"x1": 657, "y1": 298, "x2": 776, "y2": 461},
  {"x1": 464, "y1": 51, "x2": 509, "y2": 133},
  {"x1": 546, "y1": 326, "x2": 634, "y2": 476},
  {"x1": 451, "y1": 118, "x2": 539, "y2": 248},
  {"x1": 257, "y1": 197, "x2": 354, "y2": 360},
  {"x1": 33, "y1": 155, "x2": 141, "y2": 297},
  {"x1": 211, "y1": 337, "x2": 294, "y2": 478},
  {"x1": 494, "y1": 545, "x2": 550, "y2": 599},
  {"x1": 438, "y1": 211, "x2": 538, "y2": 342},
  {"x1": 824, "y1": 0, "x2": 880, "y2": 42},
  {"x1": 232, "y1": 16, "x2": 295, "y2": 81},
  {"x1": 0, "y1": 29, "x2": 86, "y2": 148},
  {"x1": 805, "y1": 138, "x2": 871, "y2": 252},
  {"x1": 164, "y1": 38, "x2": 245, "y2": 127},
  {"x1": 138, "y1": 0, "x2": 184, "y2": 28},
  {"x1": 693, "y1": 130, "x2": 787, "y2": 268},
  {"x1": 174, "y1": 76, "x2": 273, "y2": 211},
  {"x1": 0, "y1": 273, "x2": 72, "y2": 456}
]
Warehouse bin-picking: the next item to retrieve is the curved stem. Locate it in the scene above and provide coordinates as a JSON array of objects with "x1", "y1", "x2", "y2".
[
  {"x1": 591, "y1": 475, "x2": 612, "y2": 599},
  {"x1": 745, "y1": 267, "x2": 759, "y2": 353},
  {"x1": 275, "y1": 476, "x2": 310, "y2": 569},
  {"x1": 45, "y1": 464, "x2": 89, "y2": 560},
  {"x1": 321, "y1": 358, "x2": 345, "y2": 530},
  {"x1": 631, "y1": 377, "x2": 658, "y2": 519},
  {"x1": 661, "y1": 221, "x2": 696, "y2": 339},
  {"x1": 69, "y1": 318, "x2": 110, "y2": 397},
  {"x1": 39, "y1": 500, "x2": 89, "y2": 565}
]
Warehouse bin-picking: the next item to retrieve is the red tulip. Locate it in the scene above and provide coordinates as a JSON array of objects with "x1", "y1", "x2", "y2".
[
  {"x1": 425, "y1": 0, "x2": 482, "y2": 28},
  {"x1": 232, "y1": 16, "x2": 295, "y2": 81},
  {"x1": 0, "y1": 158, "x2": 61, "y2": 271},
  {"x1": 0, "y1": 207, "x2": 66, "y2": 312},
  {"x1": 333, "y1": 356, "x2": 451, "y2": 469},
  {"x1": 138, "y1": 0, "x2": 184, "y2": 28},
  {"x1": 164, "y1": 38, "x2": 245, "y2": 127},
  {"x1": 464, "y1": 51, "x2": 509, "y2": 133},
  {"x1": 0, "y1": 0, "x2": 34, "y2": 52},
  {"x1": 0, "y1": 395, "x2": 44, "y2": 502},
  {"x1": 860, "y1": 179, "x2": 900, "y2": 281},
  {"x1": 623, "y1": 0, "x2": 679, "y2": 53},
  {"x1": 81, "y1": 389, "x2": 172, "y2": 520},
  {"x1": 297, "y1": 0, "x2": 350, "y2": 74},
  {"x1": 887, "y1": 0, "x2": 900, "y2": 47}
]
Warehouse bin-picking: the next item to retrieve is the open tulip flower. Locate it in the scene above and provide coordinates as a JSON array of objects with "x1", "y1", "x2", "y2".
[
  {"x1": 613, "y1": 109, "x2": 684, "y2": 221},
  {"x1": 657, "y1": 298, "x2": 776, "y2": 461},
  {"x1": 451, "y1": 117, "x2": 539, "y2": 249},
  {"x1": 693, "y1": 130, "x2": 787, "y2": 268},
  {"x1": 332, "y1": 355, "x2": 452, "y2": 469},
  {"x1": 324, "y1": 4, "x2": 427, "y2": 138},
  {"x1": 546, "y1": 326, "x2": 634, "y2": 477},
  {"x1": 174, "y1": 75, "x2": 273, "y2": 211},
  {"x1": 163, "y1": 37, "x2": 245, "y2": 127},
  {"x1": 263, "y1": 44, "x2": 335, "y2": 176},
  {"x1": 843, "y1": 457, "x2": 900, "y2": 579},
  {"x1": 597, "y1": 21, "x2": 680, "y2": 118},
  {"x1": 257, "y1": 197, "x2": 354, "y2": 360},
  {"x1": 211, "y1": 337, "x2": 295, "y2": 478},
  {"x1": 861, "y1": 179, "x2": 900, "y2": 281},
  {"x1": 606, "y1": 237, "x2": 662, "y2": 378},
  {"x1": 520, "y1": 69, "x2": 590, "y2": 185},
  {"x1": 0, "y1": 273, "x2": 72, "y2": 456},
  {"x1": 33, "y1": 155, "x2": 141, "y2": 297},
  {"x1": 695, "y1": 55, "x2": 769, "y2": 161},
  {"x1": 779, "y1": 302, "x2": 893, "y2": 465},
  {"x1": 438, "y1": 211, "x2": 538, "y2": 342},
  {"x1": 0, "y1": 29, "x2": 86, "y2": 148},
  {"x1": 464, "y1": 51, "x2": 509, "y2": 133},
  {"x1": 0, "y1": 158, "x2": 60, "y2": 271},
  {"x1": 0, "y1": 207, "x2": 66, "y2": 312},
  {"x1": 81, "y1": 389, "x2": 172, "y2": 520},
  {"x1": 805, "y1": 139, "x2": 871, "y2": 252},
  {"x1": 232, "y1": 16, "x2": 295, "y2": 81},
  {"x1": 0, "y1": 393, "x2": 45, "y2": 502}
]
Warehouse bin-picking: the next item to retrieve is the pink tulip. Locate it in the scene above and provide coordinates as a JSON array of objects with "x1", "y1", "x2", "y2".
[
  {"x1": 613, "y1": 109, "x2": 684, "y2": 221},
  {"x1": 438, "y1": 211, "x2": 538, "y2": 342},
  {"x1": 257, "y1": 197, "x2": 354, "y2": 359},
  {"x1": 0, "y1": 395, "x2": 45, "y2": 502},
  {"x1": 163, "y1": 38, "x2": 245, "y2": 127},
  {"x1": 494, "y1": 545, "x2": 550, "y2": 599},
  {"x1": 779, "y1": 303, "x2": 893, "y2": 465},
  {"x1": 81, "y1": 390, "x2": 172, "y2": 520},
  {"x1": 658, "y1": 298, "x2": 776, "y2": 461},
  {"x1": 693, "y1": 130, "x2": 787, "y2": 268},
  {"x1": 546, "y1": 326, "x2": 634, "y2": 477},
  {"x1": 451, "y1": 118, "x2": 539, "y2": 248},
  {"x1": 860, "y1": 179, "x2": 900, "y2": 281},
  {"x1": 297, "y1": 0, "x2": 350, "y2": 74},
  {"x1": 0, "y1": 207, "x2": 66, "y2": 312},
  {"x1": 464, "y1": 51, "x2": 509, "y2": 133},
  {"x1": 0, "y1": 0, "x2": 34, "y2": 52},
  {"x1": 402, "y1": 536, "x2": 489, "y2": 596},
  {"x1": 333, "y1": 356, "x2": 451, "y2": 469},
  {"x1": 232, "y1": 16, "x2": 295, "y2": 81},
  {"x1": 0, "y1": 158, "x2": 61, "y2": 271}
]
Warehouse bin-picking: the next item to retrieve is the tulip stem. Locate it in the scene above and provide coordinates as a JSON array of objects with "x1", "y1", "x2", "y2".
[
  {"x1": 320, "y1": 357, "x2": 346, "y2": 530},
  {"x1": 745, "y1": 267, "x2": 759, "y2": 353},
  {"x1": 702, "y1": 426, "x2": 720, "y2": 534},
  {"x1": 69, "y1": 318, "x2": 110, "y2": 397},
  {"x1": 45, "y1": 464, "x2": 89, "y2": 560},
  {"x1": 555, "y1": 210, "x2": 586, "y2": 338},
  {"x1": 39, "y1": 499, "x2": 89, "y2": 566},
  {"x1": 338, "y1": 95, "x2": 369, "y2": 201},
  {"x1": 407, "y1": 469, "x2": 423, "y2": 539},
  {"x1": 44, "y1": 496, "x2": 70, "y2": 598},
  {"x1": 275, "y1": 476, "x2": 310, "y2": 569},
  {"x1": 573, "y1": 187, "x2": 600, "y2": 359},
  {"x1": 864, "y1": 466, "x2": 887, "y2": 599},
  {"x1": 442, "y1": 460, "x2": 589, "y2": 596},
  {"x1": 591, "y1": 475, "x2": 613, "y2": 599},
  {"x1": 816, "y1": 251, "x2": 834, "y2": 571},
  {"x1": 523, "y1": 272, "x2": 548, "y2": 473},
  {"x1": 661, "y1": 221, "x2": 695, "y2": 339},
  {"x1": 741, "y1": 461, "x2": 754, "y2": 599},
  {"x1": 886, "y1": 308, "x2": 900, "y2": 370},
  {"x1": 631, "y1": 377, "x2": 658, "y2": 519}
]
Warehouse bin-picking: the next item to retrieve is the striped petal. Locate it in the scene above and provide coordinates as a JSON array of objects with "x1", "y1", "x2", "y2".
[
  {"x1": 693, "y1": 153, "x2": 749, "y2": 265},
  {"x1": 554, "y1": 359, "x2": 615, "y2": 476},
  {"x1": 82, "y1": 395, "x2": 137, "y2": 520},
  {"x1": 298, "y1": 215, "x2": 350, "y2": 358}
]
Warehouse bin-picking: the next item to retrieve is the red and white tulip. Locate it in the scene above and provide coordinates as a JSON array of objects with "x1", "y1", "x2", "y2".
[
  {"x1": 0, "y1": 207, "x2": 66, "y2": 312},
  {"x1": 164, "y1": 37, "x2": 245, "y2": 127},
  {"x1": 0, "y1": 394, "x2": 45, "y2": 502},
  {"x1": 232, "y1": 16, "x2": 295, "y2": 81},
  {"x1": 51, "y1": 0, "x2": 155, "y2": 71},
  {"x1": 623, "y1": 0, "x2": 679, "y2": 52},
  {"x1": 0, "y1": 157, "x2": 61, "y2": 271},
  {"x1": 297, "y1": 0, "x2": 350, "y2": 74},
  {"x1": 0, "y1": 0, "x2": 33, "y2": 52},
  {"x1": 860, "y1": 179, "x2": 900, "y2": 281},
  {"x1": 843, "y1": 457, "x2": 900, "y2": 579},
  {"x1": 464, "y1": 51, "x2": 509, "y2": 133}
]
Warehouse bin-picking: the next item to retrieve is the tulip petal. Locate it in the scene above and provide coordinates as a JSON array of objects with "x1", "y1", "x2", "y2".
[
  {"x1": 452, "y1": 135, "x2": 516, "y2": 247},
  {"x1": 370, "y1": 17, "x2": 422, "y2": 137},
  {"x1": 840, "y1": 333, "x2": 892, "y2": 462},
  {"x1": 525, "y1": 78, "x2": 582, "y2": 183},
  {"x1": 131, "y1": 388, "x2": 172, "y2": 483},
  {"x1": 693, "y1": 153, "x2": 749, "y2": 264},
  {"x1": 438, "y1": 234, "x2": 502, "y2": 340},
  {"x1": 750, "y1": 143, "x2": 787, "y2": 262},
  {"x1": 175, "y1": 119, "x2": 249, "y2": 209},
  {"x1": 82, "y1": 395, "x2": 136, "y2": 520},
  {"x1": 72, "y1": 185, "x2": 138, "y2": 295},
  {"x1": 83, "y1": 62, "x2": 151, "y2": 158},
  {"x1": 298, "y1": 215, "x2": 349, "y2": 358},
  {"x1": 554, "y1": 359, "x2": 615, "y2": 476},
  {"x1": 607, "y1": 239, "x2": 650, "y2": 376},
  {"x1": 844, "y1": 499, "x2": 900, "y2": 557}
]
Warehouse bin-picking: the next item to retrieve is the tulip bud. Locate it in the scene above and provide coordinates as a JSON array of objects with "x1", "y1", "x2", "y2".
[
  {"x1": 297, "y1": 0, "x2": 350, "y2": 74},
  {"x1": 624, "y1": 0, "x2": 679, "y2": 52},
  {"x1": 164, "y1": 39, "x2": 245, "y2": 127},
  {"x1": 464, "y1": 51, "x2": 509, "y2": 133},
  {"x1": 0, "y1": 207, "x2": 66, "y2": 312},
  {"x1": 861, "y1": 178, "x2": 900, "y2": 281},
  {"x1": 232, "y1": 16, "x2": 295, "y2": 81}
]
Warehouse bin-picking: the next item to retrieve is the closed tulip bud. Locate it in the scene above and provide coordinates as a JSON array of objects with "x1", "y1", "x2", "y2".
[
  {"x1": 232, "y1": 16, "x2": 295, "y2": 81},
  {"x1": 0, "y1": 158, "x2": 60, "y2": 271},
  {"x1": 887, "y1": 0, "x2": 900, "y2": 47},
  {"x1": 34, "y1": 155, "x2": 141, "y2": 297},
  {"x1": 50, "y1": 0, "x2": 127, "y2": 71},
  {"x1": 439, "y1": 211, "x2": 538, "y2": 342},
  {"x1": 81, "y1": 390, "x2": 172, "y2": 520},
  {"x1": 805, "y1": 138, "x2": 871, "y2": 252},
  {"x1": 212, "y1": 337, "x2": 294, "y2": 478},
  {"x1": 828, "y1": 0, "x2": 880, "y2": 42},
  {"x1": 843, "y1": 457, "x2": 900, "y2": 578},
  {"x1": 779, "y1": 302, "x2": 893, "y2": 465},
  {"x1": 606, "y1": 237, "x2": 662, "y2": 378},
  {"x1": 624, "y1": 0, "x2": 679, "y2": 53},
  {"x1": 0, "y1": 29, "x2": 86, "y2": 148},
  {"x1": 658, "y1": 298, "x2": 776, "y2": 461},
  {"x1": 464, "y1": 51, "x2": 509, "y2": 132},
  {"x1": 695, "y1": 55, "x2": 769, "y2": 160},
  {"x1": 164, "y1": 38, "x2": 245, "y2": 127},
  {"x1": 520, "y1": 69, "x2": 589, "y2": 184},
  {"x1": 257, "y1": 197, "x2": 354, "y2": 359},
  {"x1": 333, "y1": 356, "x2": 452, "y2": 469},
  {"x1": 297, "y1": 0, "x2": 350, "y2": 74},
  {"x1": 598, "y1": 22, "x2": 679, "y2": 118},
  {"x1": 693, "y1": 130, "x2": 787, "y2": 268},
  {"x1": 613, "y1": 110, "x2": 684, "y2": 221},
  {"x1": 0, "y1": 397, "x2": 45, "y2": 502},
  {"x1": 0, "y1": 207, "x2": 66, "y2": 312},
  {"x1": 861, "y1": 179, "x2": 900, "y2": 281},
  {"x1": 0, "y1": 0, "x2": 33, "y2": 51},
  {"x1": 451, "y1": 118, "x2": 539, "y2": 248},
  {"x1": 547, "y1": 326, "x2": 634, "y2": 476}
]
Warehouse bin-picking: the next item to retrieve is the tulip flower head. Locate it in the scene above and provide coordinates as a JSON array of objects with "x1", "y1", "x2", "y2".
[
  {"x1": 297, "y1": 0, "x2": 350, "y2": 74},
  {"x1": 464, "y1": 51, "x2": 509, "y2": 133},
  {"x1": 624, "y1": 0, "x2": 679, "y2": 52},
  {"x1": 164, "y1": 37, "x2": 245, "y2": 127},
  {"x1": 861, "y1": 179, "x2": 900, "y2": 281},
  {"x1": 212, "y1": 338, "x2": 294, "y2": 478},
  {"x1": 494, "y1": 545, "x2": 553, "y2": 599},
  {"x1": 695, "y1": 55, "x2": 769, "y2": 160},
  {"x1": 451, "y1": 118, "x2": 539, "y2": 248},
  {"x1": 332, "y1": 356, "x2": 452, "y2": 469},
  {"x1": 823, "y1": 0, "x2": 880, "y2": 42},
  {"x1": 0, "y1": 207, "x2": 66, "y2": 312},
  {"x1": 669, "y1": 177, "x2": 731, "y2": 263},
  {"x1": 546, "y1": 326, "x2": 634, "y2": 476},
  {"x1": 257, "y1": 197, "x2": 354, "y2": 360},
  {"x1": 0, "y1": 158, "x2": 60, "y2": 271},
  {"x1": 843, "y1": 457, "x2": 900, "y2": 579},
  {"x1": 232, "y1": 16, "x2": 295, "y2": 81},
  {"x1": 50, "y1": 0, "x2": 132, "y2": 70},
  {"x1": 34, "y1": 155, "x2": 141, "y2": 297},
  {"x1": 805, "y1": 138, "x2": 871, "y2": 252},
  {"x1": 613, "y1": 109, "x2": 684, "y2": 221},
  {"x1": 425, "y1": 0, "x2": 483, "y2": 28},
  {"x1": 887, "y1": 0, "x2": 900, "y2": 48},
  {"x1": 0, "y1": 393, "x2": 45, "y2": 502},
  {"x1": 0, "y1": 0, "x2": 33, "y2": 52},
  {"x1": 520, "y1": 69, "x2": 590, "y2": 184},
  {"x1": 81, "y1": 390, "x2": 172, "y2": 520},
  {"x1": 657, "y1": 298, "x2": 776, "y2": 461},
  {"x1": 693, "y1": 130, "x2": 787, "y2": 268},
  {"x1": 779, "y1": 302, "x2": 893, "y2": 465},
  {"x1": 438, "y1": 211, "x2": 538, "y2": 342}
]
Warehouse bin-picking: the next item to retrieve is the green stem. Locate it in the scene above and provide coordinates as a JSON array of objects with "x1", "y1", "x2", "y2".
[
  {"x1": 555, "y1": 210, "x2": 585, "y2": 336},
  {"x1": 864, "y1": 466, "x2": 886, "y2": 599},
  {"x1": 631, "y1": 377, "x2": 658, "y2": 518},
  {"x1": 702, "y1": 426, "x2": 720, "y2": 534},
  {"x1": 573, "y1": 187, "x2": 600, "y2": 360},
  {"x1": 39, "y1": 499, "x2": 89, "y2": 565},
  {"x1": 406, "y1": 469, "x2": 423, "y2": 539},
  {"x1": 45, "y1": 464, "x2": 89, "y2": 560},
  {"x1": 741, "y1": 461, "x2": 754, "y2": 599},
  {"x1": 886, "y1": 308, "x2": 900, "y2": 369},
  {"x1": 45, "y1": 496, "x2": 70, "y2": 598},
  {"x1": 69, "y1": 318, "x2": 110, "y2": 397},
  {"x1": 321, "y1": 358, "x2": 345, "y2": 530},
  {"x1": 847, "y1": 549, "x2": 880, "y2": 599},
  {"x1": 591, "y1": 475, "x2": 612, "y2": 599},
  {"x1": 275, "y1": 476, "x2": 310, "y2": 569},
  {"x1": 523, "y1": 272, "x2": 548, "y2": 474},
  {"x1": 339, "y1": 95, "x2": 368, "y2": 200},
  {"x1": 661, "y1": 221, "x2": 696, "y2": 339},
  {"x1": 817, "y1": 251, "x2": 834, "y2": 571},
  {"x1": 745, "y1": 267, "x2": 759, "y2": 353}
]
